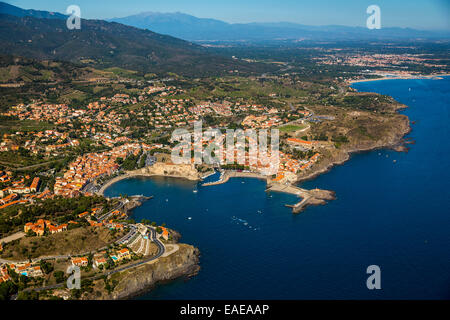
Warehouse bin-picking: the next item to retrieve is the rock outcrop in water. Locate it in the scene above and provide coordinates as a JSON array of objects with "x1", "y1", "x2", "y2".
[{"x1": 123, "y1": 195, "x2": 153, "y2": 214}]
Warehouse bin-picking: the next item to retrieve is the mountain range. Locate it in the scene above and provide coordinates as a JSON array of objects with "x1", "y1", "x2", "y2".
[
  {"x1": 0, "y1": 2, "x2": 269, "y2": 77},
  {"x1": 0, "y1": 1, "x2": 66, "y2": 20},
  {"x1": 1, "y1": 1, "x2": 448, "y2": 78},
  {"x1": 109, "y1": 12, "x2": 450, "y2": 41}
]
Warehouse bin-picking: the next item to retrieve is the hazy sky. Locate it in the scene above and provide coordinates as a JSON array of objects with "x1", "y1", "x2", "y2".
[{"x1": 5, "y1": 0, "x2": 450, "y2": 30}]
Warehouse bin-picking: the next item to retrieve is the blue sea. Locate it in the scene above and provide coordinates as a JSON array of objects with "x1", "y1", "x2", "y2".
[{"x1": 105, "y1": 76, "x2": 450, "y2": 299}]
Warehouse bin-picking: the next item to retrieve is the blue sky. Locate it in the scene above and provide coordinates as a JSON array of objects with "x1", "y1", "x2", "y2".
[{"x1": 5, "y1": 0, "x2": 450, "y2": 30}]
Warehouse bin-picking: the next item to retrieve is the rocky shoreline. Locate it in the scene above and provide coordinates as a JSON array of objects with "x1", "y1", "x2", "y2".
[
  {"x1": 295, "y1": 113, "x2": 411, "y2": 185},
  {"x1": 122, "y1": 195, "x2": 153, "y2": 214},
  {"x1": 88, "y1": 98, "x2": 411, "y2": 299},
  {"x1": 96, "y1": 204, "x2": 200, "y2": 300},
  {"x1": 96, "y1": 244, "x2": 200, "y2": 300},
  {"x1": 99, "y1": 109, "x2": 410, "y2": 208}
]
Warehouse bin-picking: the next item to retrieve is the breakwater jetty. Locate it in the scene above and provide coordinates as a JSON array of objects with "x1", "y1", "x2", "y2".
[
  {"x1": 266, "y1": 183, "x2": 335, "y2": 213},
  {"x1": 202, "y1": 171, "x2": 269, "y2": 187},
  {"x1": 202, "y1": 170, "x2": 335, "y2": 213}
]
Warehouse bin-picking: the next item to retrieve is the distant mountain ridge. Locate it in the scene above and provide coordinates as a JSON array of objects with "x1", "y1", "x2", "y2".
[
  {"x1": 0, "y1": 1, "x2": 66, "y2": 20},
  {"x1": 109, "y1": 11, "x2": 450, "y2": 41},
  {"x1": 109, "y1": 12, "x2": 230, "y2": 40},
  {"x1": 0, "y1": 2, "x2": 267, "y2": 77}
]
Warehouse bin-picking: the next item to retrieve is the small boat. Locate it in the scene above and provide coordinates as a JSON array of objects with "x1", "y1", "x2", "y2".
[
  {"x1": 187, "y1": 217, "x2": 192, "y2": 220},
  {"x1": 193, "y1": 190, "x2": 198, "y2": 193}
]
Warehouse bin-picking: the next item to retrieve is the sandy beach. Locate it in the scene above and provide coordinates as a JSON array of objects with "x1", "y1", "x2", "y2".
[
  {"x1": 97, "y1": 172, "x2": 199, "y2": 196},
  {"x1": 348, "y1": 73, "x2": 450, "y2": 84}
]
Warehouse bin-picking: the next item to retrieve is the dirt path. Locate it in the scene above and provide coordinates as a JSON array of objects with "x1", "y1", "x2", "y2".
[{"x1": 0, "y1": 231, "x2": 26, "y2": 244}]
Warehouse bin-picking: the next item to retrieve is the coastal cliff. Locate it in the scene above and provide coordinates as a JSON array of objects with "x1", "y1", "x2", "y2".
[
  {"x1": 296, "y1": 111, "x2": 411, "y2": 184},
  {"x1": 135, "y1": 163, "x2": 200, "y2": 181},
  {"x1": 122, "y1": 195, "x2": 153, "y2": 214},
  {"x1": 92, "y1": 244, "x2": 200, "y2": 300}
]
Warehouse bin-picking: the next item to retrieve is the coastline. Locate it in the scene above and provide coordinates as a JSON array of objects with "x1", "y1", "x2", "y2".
[
  {"x1": 298, "y1": 122, "x2": 411, "y2": 186},
  {"x1": 93, "y1": 244, "x2": 200, "y2": 300},
  {"x1": 84, "y1": 77, "x2": 426, "y2": 300},
  {"x1": 295, "y1": 76, "x2": 413, "y2": 185},
  {"x1": 98, "y1": 77, "x2": 413, "y2": 213},
  {"x1": 202, "y1": 170, "x2": 269, "y2": 187},
  {"x1": 98, "y1": 171, "x2": 199, "y2": 196},
  {"x1": 99, "y1": 119, "x2": 409, "y2": 212},
  {"x1": 295, "y1": 124, "x2": 411, "y2": 186},
  {"x1": 202, "y1": 170, "x2": 335, "y2": 213},
  {"x1": 65, "y1": 74, "x2": 446, "y2": 301},
  {"x1": 347, "y1": 73, "x2": 450, "y2": 84}
]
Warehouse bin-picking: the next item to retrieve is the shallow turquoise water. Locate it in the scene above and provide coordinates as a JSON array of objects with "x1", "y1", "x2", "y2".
[{"x1": 105, "y1": 76, "x2": 450, "y2": 299}]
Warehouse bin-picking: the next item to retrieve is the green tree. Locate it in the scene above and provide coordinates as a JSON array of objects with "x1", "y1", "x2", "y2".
[
  {"x1": 0, "y1": 281, "x2": 18, "y2": 301},
  {"x1": 53, "y1": 271, "x2": 65, "y2": 283},
  {"x1": 17, "y1": 290, "x2": 39, "y2": 300}
]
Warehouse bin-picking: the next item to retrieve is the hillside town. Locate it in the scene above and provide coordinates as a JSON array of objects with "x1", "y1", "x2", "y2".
[
  {"x1": 0, "y1": 76, "x2": 335, "y2": 212},
  {"x1": 0, "y1": 57, "x2": 393, "y2": 300}
]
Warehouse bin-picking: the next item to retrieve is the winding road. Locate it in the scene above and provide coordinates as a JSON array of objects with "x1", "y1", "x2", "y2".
[{"x1": 15, "y1": 226, "x2": 166, "y2": 295}]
